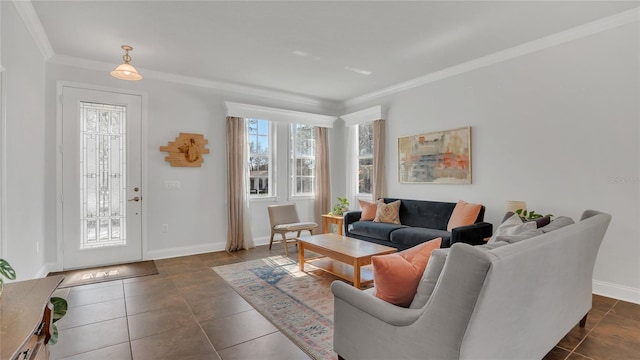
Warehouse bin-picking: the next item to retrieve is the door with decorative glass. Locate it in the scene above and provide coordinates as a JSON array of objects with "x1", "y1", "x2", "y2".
[{"x1": 61, "y1": 86, "x2": 142, "y2": 269}]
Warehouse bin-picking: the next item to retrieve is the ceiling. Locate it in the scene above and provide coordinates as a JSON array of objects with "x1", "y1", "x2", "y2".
[{"x1": 32, "y1": 1, "x2": 638, "y2": 103}]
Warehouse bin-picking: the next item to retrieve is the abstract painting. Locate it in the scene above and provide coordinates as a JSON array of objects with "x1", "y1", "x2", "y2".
[{"x1": 398, "y1": 126, "x2": 471, "y2": 184}]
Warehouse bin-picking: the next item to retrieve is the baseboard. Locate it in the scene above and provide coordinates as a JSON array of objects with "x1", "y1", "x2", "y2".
[
  {"x1": 593, "y1": 279, "x2": 640, "y2": 305},
  {"x1": 144, "y1": 237, "x2": 275, "y2": 260},
  {"x1": 253, "y1": 236, "x2": 271, "y2": 247},
  {"x1": 35, "y1": 262, "x2": 58, "y2": 278},
  {"x1": 145, "y1": 242, "x2": 226, "y2": 260}
]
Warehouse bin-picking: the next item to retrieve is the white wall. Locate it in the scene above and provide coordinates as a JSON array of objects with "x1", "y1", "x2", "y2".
[
  {"x1": 345, "y1": 22, "x2": 640, "y2": 303},
  {"x1": 44, "y1": 63, "x2": 339, "y2": 264},
  {"x1": 1, "y1": 1, "x2": 48, "y2": 279}
]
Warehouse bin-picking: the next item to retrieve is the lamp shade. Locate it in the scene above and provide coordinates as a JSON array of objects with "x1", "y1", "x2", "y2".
[
  {"x1": 505, "y1": 200, "x2": 527, "y2": 213},
  {"x1": 110, "y1": 63, "x2": 142, "y2": 81}
]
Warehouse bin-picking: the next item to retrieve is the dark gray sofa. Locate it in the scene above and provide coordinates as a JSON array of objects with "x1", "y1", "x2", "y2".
[{"x1": 344, "y1": 198, "x2": 492, "y2": 249}]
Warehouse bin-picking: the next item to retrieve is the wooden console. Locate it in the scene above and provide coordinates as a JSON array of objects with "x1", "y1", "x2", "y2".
[{"x1": 0, "y1": 276, "x2": 64, "y2": 360}]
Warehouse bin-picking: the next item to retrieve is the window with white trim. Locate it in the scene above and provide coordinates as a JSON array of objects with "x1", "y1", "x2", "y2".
[
  {"x1": 290, "y1": 123, "x2": 316, "y2": 197},
  {"x1": 247, "y1": 119, "x2": 274, "y2": 197},
  {"x1": 358, "y1": 122, "x2": 373, "y2": 196}
]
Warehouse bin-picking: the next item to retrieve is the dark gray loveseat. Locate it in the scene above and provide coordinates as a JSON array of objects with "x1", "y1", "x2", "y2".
[{"x1": 344, "y1": 198, "x2": 492, "y2": 249}]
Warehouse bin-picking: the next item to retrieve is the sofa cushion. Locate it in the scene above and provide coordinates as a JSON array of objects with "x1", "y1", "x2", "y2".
[
  {"x1": 349, "y1": 221, "x2": 407, "y2": 241},
  {"x1": 502, "y1": 212, "x2": 552, "y2": 228},
  {"x1": 540, "y1": 216, "x2": 575, "y2": 233},
  {"x1": 447, "y1": 200, "x2": 482, "y2": 231},
  {"x1": 373, "y1": 238, "x2": 441, "y2": 307},
  {"x1": 359, "y1": 199, "x2": 377, "y2": 221},
  {"x1": 409, "y1": 248, "x2": 449, "y2": 309},
  {"x1": 488, "y1": 213, "x2": 537, "y2": 243},
  {"x1": 374, "y1": 199, "x2": 401, "y2": 224},
  {"x1": 409, "y1": 241, "x2": 510, "y2": 309},
  {"x1": 493, "y1": 228, "x2": 544, "y2": 244},
  {"x1": 390, "y1": 227, "x2": 451, "y2": 249},
  {"x1": 534, "y1": 216, "x2": 552, "y2": 228},
  {"x1": 386, "y1": 198, "x2": 456, "y2": 230}
]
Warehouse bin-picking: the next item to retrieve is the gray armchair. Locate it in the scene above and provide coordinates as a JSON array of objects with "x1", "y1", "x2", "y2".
[{"x1": 331, "y1": 210, "x2": 611, "y2": 359}]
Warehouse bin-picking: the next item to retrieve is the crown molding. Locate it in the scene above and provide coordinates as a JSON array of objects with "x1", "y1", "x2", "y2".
[
  {"x1": 341, "y1": 105, "x2": 382, "y2": 127},
  {"x1": 345, "y1": 7, "x2": 640, "y2": 108},
  {"x1": 48, "y1": 54, "x2": 342, "y2": 113},
  {"x1": 12, "y1": 0, "x2": 54, "y2": 60},
  {"x1": 225, "y1": 101, "x2": 337, "y2": 128}
]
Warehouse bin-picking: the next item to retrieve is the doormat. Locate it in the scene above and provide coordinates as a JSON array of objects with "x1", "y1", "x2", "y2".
[
  {"x1": 48, "y1": 260, "x2": 158, "y2": 288},
  {"x1": 212, "y1": 256, "x2": 339, "y2": 360}
]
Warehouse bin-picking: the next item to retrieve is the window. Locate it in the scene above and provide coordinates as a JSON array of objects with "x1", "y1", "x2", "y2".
[
  {"x1": 248, "y1": 119, "x2": 274, "y2": 197},
  {"x1": 290, "y1": 124, "x2": 316, "y2": 197},
  {"x1": 358, "y1": 122, "x2": 373, "y2": 195},
  {"x1": 80, "y1": 102, "x2": 127, "y2": 248}
]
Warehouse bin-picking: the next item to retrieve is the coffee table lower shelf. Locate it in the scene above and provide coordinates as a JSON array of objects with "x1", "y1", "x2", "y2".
[{"x1": 304, "y1": 257, "x2": 374, "y2": 286}]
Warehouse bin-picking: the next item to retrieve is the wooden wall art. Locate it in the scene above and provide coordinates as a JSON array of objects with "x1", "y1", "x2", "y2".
[{"x1": 160, "y1": 133, "x2": 210, "y2": 167}]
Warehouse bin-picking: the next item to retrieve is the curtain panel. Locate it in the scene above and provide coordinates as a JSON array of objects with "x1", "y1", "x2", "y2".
[
  {"x1": 225, "y1": 116, "x2": 255, "y2": 251},
  {"x1": 372, "y1": 119, "x2": 387, "y2": 200},
  {"x1": 345, "y1": 125, "x2": 359, "y2": 207},
  {"x1": 314, "y1": 127, "x2": 331, "y2": 227}
]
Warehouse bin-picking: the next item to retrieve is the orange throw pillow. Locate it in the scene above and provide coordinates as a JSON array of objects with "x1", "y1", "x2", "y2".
[
  {"x1": 447, "y1": 200, "x2": 482, "y2": 231},
  {"x1": 359, "y1": 200, "x2": 377, "y2": 221},
  {"x1": 372, "y1": 238, "x2": 442, "y2": 307}
]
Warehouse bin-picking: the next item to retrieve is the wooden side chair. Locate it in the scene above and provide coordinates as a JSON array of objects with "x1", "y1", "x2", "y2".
[{"x1": 267, "y1": 204, "x2": 318, "y2": 256}]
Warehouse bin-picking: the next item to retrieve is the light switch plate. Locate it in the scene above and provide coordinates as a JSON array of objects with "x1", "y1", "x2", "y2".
[{"x1": 164, "y1": 180, "x2": 181, "y2": 190}]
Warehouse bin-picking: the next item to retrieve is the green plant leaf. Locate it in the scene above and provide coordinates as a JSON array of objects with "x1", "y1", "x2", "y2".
[
  {"x1": 0, "y1": 259, "x2": 16, "y2": 280},
  {"x1": 51, "y1": 297, "x2": 68, "y2": 323},
  {"x1": 515, "y1": 209, "x2": 523, "y2": 215},
  {"x1": 50, "y1": 324, "x2": 59, "y2": 345}
]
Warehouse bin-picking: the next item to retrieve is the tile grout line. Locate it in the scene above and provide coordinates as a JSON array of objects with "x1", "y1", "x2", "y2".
[
  {"x1": 565, "y1": 299, "x2": 618, "y2": 360},
  {"x1": 215, "y1": 329, "x2": 281, "y2": 352},
  {"x1": 178, "y1": 257, "x2": 225, "y2": 360},
  {"x1": 122, "y1": 281, "x2": 135, "y2": 360},
  {"x1": 51, "y1": 280, "x2": 133, "y2": 360}
]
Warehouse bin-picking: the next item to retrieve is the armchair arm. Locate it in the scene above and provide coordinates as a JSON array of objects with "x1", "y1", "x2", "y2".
[
  {"x1": 330, "y1": 281, "x2": 422, "y2": 326},
  {"x1": 343, "y1": 210, "x2": 362, "y2": 234},
  {"x1": 450, "y1": 222, "x2": 493, "y2": 246}
]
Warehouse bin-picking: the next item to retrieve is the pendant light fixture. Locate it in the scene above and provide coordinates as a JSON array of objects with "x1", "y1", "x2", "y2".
[{"x1": 110, "y1": 45, "x2": 143, "y2": 81}]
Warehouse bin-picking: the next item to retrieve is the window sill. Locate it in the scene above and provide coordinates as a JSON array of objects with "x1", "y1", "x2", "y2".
[
  {"x1": 249, "y1": 196, "x2": 278, "y2": 202},
  {"x1": 356, "y1": 194, "x2": 374, "y2": 202},
  {"x1": 289, "y1": 195, "x2": 315, "y2": 201}
]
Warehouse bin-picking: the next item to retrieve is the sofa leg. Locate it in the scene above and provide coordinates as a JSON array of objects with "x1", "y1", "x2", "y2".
[{"x1": 579, "y1": 313, "x2": 588, "y2": 328}]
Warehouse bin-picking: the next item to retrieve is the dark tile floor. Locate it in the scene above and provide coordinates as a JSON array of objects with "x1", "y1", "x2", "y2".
[{"x1": 50, "y1": 245, "x2": 640, "y2": 360}]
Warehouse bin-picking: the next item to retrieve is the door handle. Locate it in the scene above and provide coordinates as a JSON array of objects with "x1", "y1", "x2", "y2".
[{"x1": 128, "y1": 196, "x2": 141, "y2": 202}]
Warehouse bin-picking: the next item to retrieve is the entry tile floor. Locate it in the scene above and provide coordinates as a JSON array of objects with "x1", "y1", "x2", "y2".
[{"x1": 50, "y1": 245, "x2": 640, "y2": 360}]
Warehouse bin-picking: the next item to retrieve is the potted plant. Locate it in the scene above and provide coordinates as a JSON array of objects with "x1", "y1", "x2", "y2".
[
  {"x1": 515, "y1": 209, "x2": 553, "y2": 221},
  {"x1": 330, "y1": 197, "x2": 350, "y2": 216},
  {"x1": 0, "y1": 258, "x2": 16, "y2": 296},
  {"x1": 50, "y1": 296, "x2": 68, "y2": 344}
]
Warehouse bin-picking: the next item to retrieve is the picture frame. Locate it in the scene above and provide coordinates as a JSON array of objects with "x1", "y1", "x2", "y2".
[{"x1": 398, "y1": 126, "x2": 472, "y2": 184}]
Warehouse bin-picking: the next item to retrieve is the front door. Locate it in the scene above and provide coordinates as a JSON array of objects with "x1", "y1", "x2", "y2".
[{"x1": 61, "y1": 86, "x2": 142, "y2": 269}]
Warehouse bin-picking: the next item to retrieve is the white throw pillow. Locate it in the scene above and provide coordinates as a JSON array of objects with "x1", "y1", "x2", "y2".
[{"x1": 488, "y1": 213, "x2": 537, "y2": 243}]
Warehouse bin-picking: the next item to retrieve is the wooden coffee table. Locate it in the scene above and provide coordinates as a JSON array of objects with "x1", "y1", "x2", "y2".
[{"x1": 297, "y1": 233, "x2": 396, "y2": 288}]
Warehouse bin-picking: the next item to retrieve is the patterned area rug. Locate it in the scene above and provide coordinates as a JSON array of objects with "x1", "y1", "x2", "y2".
[{"x1": 212, "y1": 256, "x2": 339, "y2": 360}]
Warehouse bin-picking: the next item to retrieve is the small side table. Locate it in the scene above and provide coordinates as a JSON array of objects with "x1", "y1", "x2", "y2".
[{"x1": 321, "y1": 214, "x2": 344, "y2": 235}]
